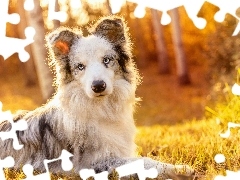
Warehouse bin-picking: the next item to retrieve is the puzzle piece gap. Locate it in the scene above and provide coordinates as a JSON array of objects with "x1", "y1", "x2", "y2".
[
  {"x1": 116, "y1": 159, "x2": 158, "y2": 180},
  {"x1": 24, "y1": 0, "x2": 35, "y2": 11},
  {"x1": 214, "y1": 11, "x2": 226, "y2": 22},
  {"x1": 161, "y1": 12, "x2": 171, "y2": 25},
  {"x1": 0, "y1": 0, "x2": 35, "y2": 61},
  {"x1": 7, "y1": 13, "x2": 20, "y2": 24},
  {"x1": 48, "y1": 0, "x2": 68, "y2": 22}
]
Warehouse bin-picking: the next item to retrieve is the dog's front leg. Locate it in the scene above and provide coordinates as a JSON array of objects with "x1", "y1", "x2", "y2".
[{"x1": 91, "y1": 157, "x2": 194, "y2": 180}]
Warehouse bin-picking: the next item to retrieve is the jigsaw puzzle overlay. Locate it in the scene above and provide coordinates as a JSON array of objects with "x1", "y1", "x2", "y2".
[
  {"x1": 127, "y1": 0, "x2": 240, "y2": 35},
  {"x1": 212, "y1": 83, "x2": 240, "y2": 180},
  {"x1": 0, "y1": 102, "x2": 159, "y2": 180},
  {"x1": 0, "y1": 0, "x2": 239, "y2": 62},
  {"x1": 0, "y1": 0, "x2": 35, "y2": 62},
  {"x1": 0, "y1": 0, "x2": 67, "y2": 62},
  {"x1": 1, "y1": 0, "x2": 240, "y2": 179}
]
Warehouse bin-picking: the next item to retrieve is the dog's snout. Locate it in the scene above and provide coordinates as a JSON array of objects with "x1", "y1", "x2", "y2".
[{"x1": 91, "y1": 80, "x2": 106, "y2": 93}]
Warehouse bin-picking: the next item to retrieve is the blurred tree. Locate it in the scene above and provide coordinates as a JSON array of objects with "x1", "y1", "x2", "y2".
[
  {"x1": 151, "y1": 9, "x2": 170, "y2": 74},
  {"x1": 106, "y1": 0, "x2": 112, "y2": 14},
  {"x1": 0, "y1": 56, "x2": 4, "y2": 74},
  {"x1": 16, "y1": 0, "x2": 38, "y2": 86},
  {"x1": 24, "y1": 0, "x2": 54, "y2": 101},
  {"x1": 170, "y1": 8, "x2": 191, "y2": 85},
  {"x1": 205, "y1": 14, "x2": 239, "y2": 85},
  {"x1": 127, "y1": 3, "x2": 147, "y2": 67}
]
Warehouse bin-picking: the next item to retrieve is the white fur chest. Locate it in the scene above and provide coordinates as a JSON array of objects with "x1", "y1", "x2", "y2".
[{"x1": 52, "y1": 89, "x2": 136, "y2": 163}]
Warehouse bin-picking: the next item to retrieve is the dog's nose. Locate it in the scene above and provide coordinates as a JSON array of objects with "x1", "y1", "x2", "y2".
[{"x1": 91, "y1": 80, "x2": 106, "y2": 93}]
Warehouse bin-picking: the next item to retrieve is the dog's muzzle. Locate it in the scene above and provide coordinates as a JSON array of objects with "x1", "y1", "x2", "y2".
[{"x1": 91, "y1": 80, "x2": 106, "y2": 93}]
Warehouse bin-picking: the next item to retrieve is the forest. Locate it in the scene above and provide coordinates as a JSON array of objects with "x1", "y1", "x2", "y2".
[{"x1": 0, "y1": 0, "x2": 240, "y2": 179}]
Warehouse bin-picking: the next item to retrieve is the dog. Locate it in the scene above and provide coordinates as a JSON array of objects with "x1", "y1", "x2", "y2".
[{"x1": 0, "y1": 16, "x2": 194, "y2": 179}]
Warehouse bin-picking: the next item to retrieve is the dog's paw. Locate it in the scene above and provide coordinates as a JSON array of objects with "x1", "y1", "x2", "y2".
[{"x1": 157, "y1": 164, "x2": 195, "y2": 180}]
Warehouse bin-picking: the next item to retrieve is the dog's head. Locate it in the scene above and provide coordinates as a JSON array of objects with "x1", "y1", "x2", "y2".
[{"x1": 46, "y1": 16, "x2": 139, "y2": 99}]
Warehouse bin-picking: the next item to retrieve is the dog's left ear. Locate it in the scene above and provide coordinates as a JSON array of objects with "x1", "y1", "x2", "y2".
[
  {"x1": 90, "y1": 17, "x2": 127, "y2": 45},
  {"x1": 91, "y1": 17, "x2": 132, "y2": 74}
]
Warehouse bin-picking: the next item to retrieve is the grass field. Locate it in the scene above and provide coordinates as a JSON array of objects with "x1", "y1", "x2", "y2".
[
  {"x1": 3, "y1": 117, "x2": 240, "y2": 179},
  {"x1": 136, "y1": 118, "x2": 240, "y2": 179},
  {"x1": 1, "y1": 61, "x2": 240, "y2": 179},
  {"x1": 3, "y1": 99, "x2": 240, "y2": 180}
]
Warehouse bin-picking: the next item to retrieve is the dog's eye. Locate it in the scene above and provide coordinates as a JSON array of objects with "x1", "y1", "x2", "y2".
[
  {"x1": 77, "y1": 63, "x2": 85, "y2": 71},
  {"x1": 103, "y1": 57, "x2": 111, "y2": 65}
]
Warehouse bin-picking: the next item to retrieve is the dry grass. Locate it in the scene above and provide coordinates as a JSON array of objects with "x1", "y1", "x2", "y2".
[
  {"x1": 137, "y1": 119, "x2": 240, "y2": 179},
  {"x1": 2, "y1": 60, "x2": 240, "y2": 179},
  {"x1": 3, "y1": 118, "x2": 240, "y2": 179}
]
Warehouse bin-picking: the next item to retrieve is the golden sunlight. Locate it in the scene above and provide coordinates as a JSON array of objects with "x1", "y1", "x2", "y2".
[{"x1": 69, "y1": 0, "x2": 82, "y2": 9}]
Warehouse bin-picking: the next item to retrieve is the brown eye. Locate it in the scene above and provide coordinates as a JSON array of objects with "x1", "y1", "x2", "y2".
[{"x1": 77, "y1": 63, "x2": 85, "y2": 71}]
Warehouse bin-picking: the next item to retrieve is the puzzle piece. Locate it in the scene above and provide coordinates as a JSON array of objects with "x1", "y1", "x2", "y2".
[
  {"x1": 116, "y1": 159, "x2": 158, "y2": 180},
  {"x1": 128, "y1": 0, "x2": 185, "y2": 25},
  {"x1": 207, "y1": 0, "x2": 240, "y2": 22},
  {"x1": 127, "y1": 0, "x2": 240, "y2": 35},
  {"x1": 79, "y1": 159, "x2": 158, "y2": 180},
  {"x1": 214, "y1": 154, "x2": 240, "y2": 179},
  {"x1": 185, "y1": 0, "x2": 240, "y2": 30},
  {"x1": 22, "y1": 150, "x2": 73, "y2": 180},
  {"x1": 0, "y1": 101, "x2": 28, "y2": 150},
  {"x1": 231, "y1": 83, "x2": 240, "y2": 95},
  {"x1": 207, "y1": 0, "x2": 240, "y2": 36},
  {"x1": 232, "y1": 21, "x2": 240, "y2": 36},
  {"x1": 1, "y1": 102, "x2": 73, "y2": 178},
  {"x1": 0, "y1": 156, "x2": 14, "y2": 180},
  {"x1": 24, "y1": 0, "x2": 34, "y2": 11},
  {"x1": 0, "y1": 0, "x2": 35, "y2": 62},
  {"x1": 183, "y1": 0, "x2": 207, "y2": 29},
  {"x1": 215, "y1": 170, "x2": 240, "y2": 180},
  {"x1": 214, "y1": 154, "x2": 225, "y2": 164},
  {"x1": 219, "y1": 122, "x2": 240, "y2": 138},
  {"x1": 48, "y1": 0, "x2": 67, "y2": 22},
  {"x1": 43, "y1": 149, "x2": 74, "y2": 172},
  {"x1": 0, "y1": 119, "x2": 28, "y2": 150},
  {"x1": 0, "y1": 0, "x2": 20, "y2": 37},
  {"x1": 22, "y1": 164, "x2": 50, "y2": 180},
  {"x1": 128, "y1": 0, "x2": 208, "y2": 27}
]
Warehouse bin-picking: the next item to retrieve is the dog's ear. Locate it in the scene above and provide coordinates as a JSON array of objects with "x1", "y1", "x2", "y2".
[
  {"x1": 91, "y1": 17, "x2": 132, "y2": 74},
  {"x1": 46, "y1": 28, "x2": 80, "y2": 85},
  {"x1": 46, "y1": 27, "x2": 79, "y2": 57},
  {"x1": 90, "y1": 17, "x2": 126, "y2": 45}
]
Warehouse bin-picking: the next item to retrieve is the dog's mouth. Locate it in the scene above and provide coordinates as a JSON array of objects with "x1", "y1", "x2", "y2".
[{"x1": 96, "y1": 94, "x2": 105, "y2": 97}]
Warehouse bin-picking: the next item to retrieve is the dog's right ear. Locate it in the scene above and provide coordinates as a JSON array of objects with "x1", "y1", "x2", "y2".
[
  {"x1": 46, "y1": 27, "x2": 80, "y2": 57},
  {"x1": 46, "y1": 28, "x2": 81, "y2": 85}
]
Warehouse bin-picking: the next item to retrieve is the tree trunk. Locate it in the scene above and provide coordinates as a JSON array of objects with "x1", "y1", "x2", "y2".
[
  {"x1": 133, "y1": 18, "x2": 147, "y2": 67},
  {"x1": 126, "y1": 3, "x2": 147, "y2": 67},
  {"x1": 151, "y1": 9, "x2": 170, "y2": 74},
  {"x1": 170, "y1": 8, "x2": 191, "y2": 85},
  {"x1": 16, "y1": 0, "x2": 37, "y2": 86},
  {"x1": 106, "y1": 0, "x2": 112, "y2": 14},
  {"x1": 24, "y1": 0, "x2": 54, "y2": 101}
]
